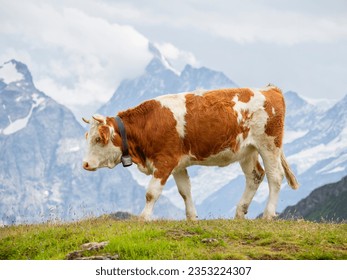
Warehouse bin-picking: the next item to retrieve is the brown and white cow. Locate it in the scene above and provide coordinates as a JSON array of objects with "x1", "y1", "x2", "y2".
[{"x1": 82, "y1": 85, "x2": 299, "y2": 221}]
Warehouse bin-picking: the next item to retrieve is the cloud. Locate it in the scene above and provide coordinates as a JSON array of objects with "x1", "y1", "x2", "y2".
[
  {"x1": 100, "y1": 0, "x2": 347, "y2": 46},
  {"x1": 201, "y1": 9, "x2": 347, "y2": 45},
  {"x1": 0, "y1": 0, "x2": 152, "y2": 113},
  {"x1": 154, "y1": 42, "x2": 199, "y2": 71}
]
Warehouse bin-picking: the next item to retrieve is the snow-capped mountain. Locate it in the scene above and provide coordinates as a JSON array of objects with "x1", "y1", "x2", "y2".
[
  {"x1": 99, "y1": 43, "x2": 237, "y2": 116},
  {"x1": 0, "y1": 59, "x2": 181, "y2": 225}
]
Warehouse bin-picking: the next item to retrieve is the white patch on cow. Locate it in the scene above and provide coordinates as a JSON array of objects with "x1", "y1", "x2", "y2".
[
  {"x1": 172, "y1": 169, "x2": 197, "y2": 220},
  {"x1": 137, "y1": 158, "x2": 156, "y2": 175},
  {"x1": 139, "y1": 177, "x2": 164, "y2": 221},
  {"x1": 108, "y1": 125, "x2": 116, "y2": 141},
  {"x1": 155, "y1": 93, "x2": 187, "y2": 138},
  {"x1": 83, "y1": 118, "x2": 121, "y2": 169},
  {"x1": 197, "y1": 149, "x2": 237, "y2": 167},
  {"x1": 249, "y1": 109, "x2": 268, "y2": 137},
  {"x1": 191, "y1": 147, "x2": 253, "y2": 168},
  {"x1": 272, "y1": 107, "x2": 276, "y2": 115}
]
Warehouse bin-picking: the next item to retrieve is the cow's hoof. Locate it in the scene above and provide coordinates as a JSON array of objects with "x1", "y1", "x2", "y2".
[
  {"x1": 187, "y1": 215, "x2": 198, "y2": 221},
  {"x1": 137, "y1": 215, "x2": 150, "y2": 222}
]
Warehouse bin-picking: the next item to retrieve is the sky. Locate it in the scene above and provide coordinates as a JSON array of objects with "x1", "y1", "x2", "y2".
[{"x1": 1, "y1": 0, "x2": 347, "y2": 117}]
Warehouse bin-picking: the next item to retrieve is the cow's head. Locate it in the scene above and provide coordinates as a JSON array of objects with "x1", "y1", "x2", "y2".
[{"x1": 82, "y1": 114, "x2": 122, "y2": 171}]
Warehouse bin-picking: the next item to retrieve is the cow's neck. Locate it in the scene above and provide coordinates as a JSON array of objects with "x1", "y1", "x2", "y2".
[{"x1": 113, "y1": 110, "x2": 148, "y2": 168}]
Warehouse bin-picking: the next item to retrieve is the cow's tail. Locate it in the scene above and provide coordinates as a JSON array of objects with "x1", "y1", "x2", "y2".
[{"x1": 281, "y1": 150, "x2": 299, "y2": 190}]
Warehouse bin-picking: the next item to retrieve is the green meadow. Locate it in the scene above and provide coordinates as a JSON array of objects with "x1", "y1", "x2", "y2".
[{"x1": 0, "y1": 217, "x2": 346, "y2": 260}]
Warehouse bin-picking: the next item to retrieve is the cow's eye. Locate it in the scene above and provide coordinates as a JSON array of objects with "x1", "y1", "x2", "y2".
[{"x1": 95, "y1": 137, "x2": 101, "y2": 143}]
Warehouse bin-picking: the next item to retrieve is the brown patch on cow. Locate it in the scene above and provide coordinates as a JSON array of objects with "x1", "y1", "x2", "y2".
[
  {"x1": 253, "y1": 161, "x2": 265, "y2": 184},
  {"x1": 240, "y1": 109, "x2": 251, "y2": 139},
  {"x1": 146, "y1": 192, "x2": 154, "y2": 202},
  {"x1": 256, "y1": 161, "x2": 265, "y2": 175},
  {"x1": 261, "y1": 87, "x2": 285, "y2": 148},
  {"x1": 235, "y1": 88, "x2": 254, "y2": 103},
  {"x1": 98, "y1": 125, "x2": 111, "y2": 145},
  {"x1": 183, "y1": 88, "x2": 253, "y2": 159},
  {"x1": 85, "y1": 132, "x2": 88, "y2": 139},
  {"x1": 203, "y1": 88, "x2": 254, "y2": 103}
]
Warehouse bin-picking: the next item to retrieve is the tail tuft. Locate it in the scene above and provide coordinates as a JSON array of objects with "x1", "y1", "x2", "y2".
[{"x1": 281, "y1": 151, "x2": 299, "y2": 190}]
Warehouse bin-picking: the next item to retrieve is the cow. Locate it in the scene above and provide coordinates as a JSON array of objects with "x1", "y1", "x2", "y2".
[{"x1": 82, "y1": 85, "x2": 299, "y2": 221}]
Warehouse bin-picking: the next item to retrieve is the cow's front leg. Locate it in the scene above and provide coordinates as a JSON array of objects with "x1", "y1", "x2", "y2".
[
  {"x1": 173, "y1": 168, "x2": 198, "y2": 221},
  {"x1": 139, "y1": 176, "x2": 164, "y2": 221}
]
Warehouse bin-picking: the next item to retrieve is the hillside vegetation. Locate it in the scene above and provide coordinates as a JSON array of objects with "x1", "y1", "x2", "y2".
[
  {"x1": 0, "y1": 217, "x2": 346, "y2": 260},
  {"x1": 280, "y1": 176, "x2": 347, "y2": 222}
]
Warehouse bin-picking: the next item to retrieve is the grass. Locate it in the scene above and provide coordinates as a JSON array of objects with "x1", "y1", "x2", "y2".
[{"x1": 0, "y1": 217, "x2": 346, "y2": 260}]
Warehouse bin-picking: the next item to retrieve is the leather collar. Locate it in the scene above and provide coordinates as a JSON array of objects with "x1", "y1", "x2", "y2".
[{"x1": 114, "y1": 116, "x2": 132, "y2": 167}]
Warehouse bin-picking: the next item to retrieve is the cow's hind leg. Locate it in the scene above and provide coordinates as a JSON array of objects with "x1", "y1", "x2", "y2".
[
  {"x1": 235, "y1": 150, "x2": 265, "y2": 219},
  {"x1": 173, "y1": 169, "x2": 198, "y2": 221},
  {"x1": 259, "y1": 148, "x2": 284, "y2": 220},
  {"x1": 139, "y1": 176, "x2": 164, "y2": 221}
]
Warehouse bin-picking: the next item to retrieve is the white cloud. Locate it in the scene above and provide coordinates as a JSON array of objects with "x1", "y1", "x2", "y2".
[
  {"x1": 202, "y1": 10, "x2": 347, "y2": 45},
  {"x1": 100, "y1": 0, "x2": 347, "y2": 46},
  {"x1": 0, "y1": 0, "x2": 152, "y2": 114},
  {"x1": 2, "y1": 0, "x2": 346, "y2": 114}
]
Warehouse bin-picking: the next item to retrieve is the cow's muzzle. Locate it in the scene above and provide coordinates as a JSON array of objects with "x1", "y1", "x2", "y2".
[{"x1": 83, "y1": 161, "x2": 97, "y2": 171}]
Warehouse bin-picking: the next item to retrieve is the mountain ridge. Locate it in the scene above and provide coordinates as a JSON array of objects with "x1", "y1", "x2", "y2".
[{"x1": 280, "y1": 176, "x2": 347, "y2": 222}]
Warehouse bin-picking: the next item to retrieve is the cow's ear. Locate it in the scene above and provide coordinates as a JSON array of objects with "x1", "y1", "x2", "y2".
[{"x1": 98, "y1": 125, "x2": 110, "y2": 145}]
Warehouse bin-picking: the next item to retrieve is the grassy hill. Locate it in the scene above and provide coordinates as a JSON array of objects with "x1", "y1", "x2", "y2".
[{"x1": 0, "y1": 217, "x2": 346, "y2": 260}]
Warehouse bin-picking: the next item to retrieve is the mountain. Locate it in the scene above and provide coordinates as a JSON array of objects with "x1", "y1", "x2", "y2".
[
  {"x1": 0, "y1": 60, "x2": 181, "y2": 225},
  {"x1": 280, "y1": 176, "x2": 347, "y2": 222},
  {"x1": 99, "y1": 43, "x2": 237, "y2": 116},
  {"x1": 278, "y1": 93, "x2": 347, "y2": 212}
]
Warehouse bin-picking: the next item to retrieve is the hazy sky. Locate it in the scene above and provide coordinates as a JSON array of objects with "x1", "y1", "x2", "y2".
[{"x1": 1, "y1": 0, "x2": 347, "y2": 116}]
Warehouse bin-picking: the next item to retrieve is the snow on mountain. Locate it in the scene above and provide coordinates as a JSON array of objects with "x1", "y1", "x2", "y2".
[
  {"x1": 277, "y1": 94, "x2": 347, "y2": 210},
  {"x1": 99, "y1": 43, "x2": 237, "y2": 116},
  {"x1": 0, "y1": 60, "x2": 24, "y2": 84}
]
